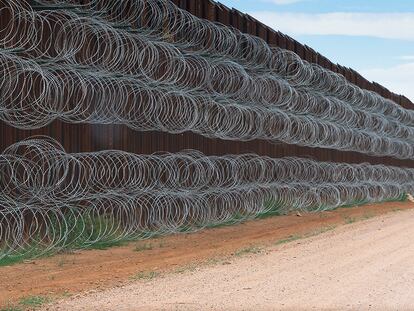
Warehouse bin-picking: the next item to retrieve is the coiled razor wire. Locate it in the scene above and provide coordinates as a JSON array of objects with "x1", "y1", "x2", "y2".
[
  {"x1": 0, "y1": 136, "x2": 413, "y2": 259},
  {"x1": 21, "y1": 0, "x2": 414, "y2": 122},
  {"x1": 0, "y1": 1, "x2": 413, "y2": 159}
]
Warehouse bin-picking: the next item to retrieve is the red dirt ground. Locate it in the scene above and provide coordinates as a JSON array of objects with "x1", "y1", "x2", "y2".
[{"x1": 1, "y1": 201, "x2": 413, "y2": 307}]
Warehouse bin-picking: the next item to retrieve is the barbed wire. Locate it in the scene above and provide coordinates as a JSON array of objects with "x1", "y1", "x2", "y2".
[{"x1": 0, "y1": 136, "x2": 412, "y2": 259}]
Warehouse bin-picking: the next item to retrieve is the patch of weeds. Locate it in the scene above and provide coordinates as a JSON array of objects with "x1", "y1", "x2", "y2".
[
  {"x1": 206, "y1": 212, "x2": 247, "y2": 229},
  {"x1": 0, "y1": 236, "x2": 58, "y2": 266},
  {"x1": 205, "y1": 199, "x2": 285, "y2": 230},
  {"x1": 339, "y1": 194, "x2": 407, "y2": 210},
  {"x1": 206, "y1": 257, "x2": 222, "y2": 265},
  {"x1": 257, "y1": 199, "x2": 284, "y2": 219},
  {"x1": 174, "y1": 263, "x2": 198, "y2": 274},
  {"x1": 134, "y1": 243, "x2": 153, "y2": 252},
  {"x1": 308, "y1": 225, "x2": 336, "y2": 236},
  {"x1": 206, "y1": 199, "x2": 285, "y2": 230},
  {"x1": 0, "y1": 306, "x2": 22, "y2": 311},
  {"x1": 0, "y1": 245, "x2": 52, "y2": 267},
  {"x1": 275, "y1": 235, "x2": 302, "y2": 245},
  {"x1": 176, "y1": 224, "x2": 194, "y2": 233},
  {"x1": 392, "y1": 208, "x2": 403, "y2": 212},
  {"x1": 362, "y1": 212, "x2": 375, "y2": 220},
  {"x1": 86, "y1": 240, "x2": 126, "y2": 251},
  {"x1": 275, "y1": 226, "x2": 336, "y2": 246},
  {"x1": 1, "y1": 214, "x2": 132, "y2": 267},
  {"x1": 51, "y1": 212, "x2": 127, "y2": 251},
  {"x1": 19, "y1": 295, "x2": 50, "y2": 308},
  {"x1": 130, "y1": 271, "x2": 159, "y2": 281},
  {"x1": 0, "y1": 255, "x2": 28, "y2": 267},
  {"x1": 344, "y1": 216, "x2": 357, "y2": 224},
  {"x1": 234, "y1": 246, "x2": 262, "y2": 257},
  {"x1": 385, "y1": 193, "x2": 407, "y2": 202}
]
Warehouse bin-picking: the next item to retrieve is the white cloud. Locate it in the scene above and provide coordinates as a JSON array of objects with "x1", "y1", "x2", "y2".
[
  {"x1": 399, "y1": 55, "x2": 414, "y2": 61},
  {"x1": 249, "y1": 12, "x2": 414, "y2": 41},
  {"x1": 247, "y1": 11, "x2": 414, "y2": 102},
  {"x1": 360, "y1": 62, "x2": 414, "y2": 103}
]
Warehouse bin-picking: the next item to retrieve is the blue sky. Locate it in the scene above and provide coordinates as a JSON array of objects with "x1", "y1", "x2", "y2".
[{"x1": 218, "y1": 0, "x2": 414, "y2": 101}]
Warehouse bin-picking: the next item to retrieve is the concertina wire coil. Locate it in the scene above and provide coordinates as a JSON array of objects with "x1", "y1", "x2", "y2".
[{"x1": 0, "y1": 136, "x2": 413, "y2": 259}]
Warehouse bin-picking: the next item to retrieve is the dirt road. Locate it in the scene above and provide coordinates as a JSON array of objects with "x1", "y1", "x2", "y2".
[
  {"x1": 1, "y1": 201, "x2": 411, "y2": 307},
  {"x1": 45, "y1": 208, "x2": 414, "y2": 311}
]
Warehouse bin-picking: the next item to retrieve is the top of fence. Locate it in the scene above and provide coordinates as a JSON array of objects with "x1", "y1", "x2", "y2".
[{"x1": 173, "y1": 0, "x2": 412, "y2": 110}]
